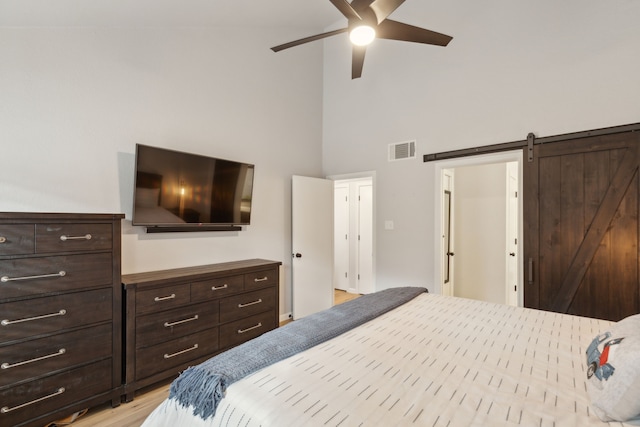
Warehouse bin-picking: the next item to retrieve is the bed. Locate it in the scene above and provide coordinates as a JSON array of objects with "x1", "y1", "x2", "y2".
[{"x1": 142, "y1": 289, "x2": 640, "y2": 427}]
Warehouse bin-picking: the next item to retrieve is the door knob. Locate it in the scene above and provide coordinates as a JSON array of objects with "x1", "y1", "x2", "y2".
[
  {"x1": 446, "y1": 252, "x2": 455, "y2": 256},
  {"x1": 509, "y1": 252, "x2": 516, "y2": 257},
  {"x1": 293, "y1": 253, "x2": 302, "y2": 258}
]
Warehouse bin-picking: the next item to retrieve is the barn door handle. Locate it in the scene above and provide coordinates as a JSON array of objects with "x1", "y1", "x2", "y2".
[{"x1": 528, "y1": 258, "x2": 533, "y2": 284}]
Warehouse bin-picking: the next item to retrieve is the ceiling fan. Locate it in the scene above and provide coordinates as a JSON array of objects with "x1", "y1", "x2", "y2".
[{"x1": 271, "y1": 0, "x2": 453, "y2": 79}]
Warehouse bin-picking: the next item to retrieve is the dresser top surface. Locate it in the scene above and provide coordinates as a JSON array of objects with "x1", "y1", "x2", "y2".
[
  {"x1": 122, "y1": 259, "x2": 281, "y2": 288},
  {"x1": 0, "y1": 212, "x2": 125, "y2": 222}
]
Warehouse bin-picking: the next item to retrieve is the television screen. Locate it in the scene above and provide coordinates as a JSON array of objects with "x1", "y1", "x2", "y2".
[{"x1": 132, "y1": 144, "x2": 254, "y2": 227}]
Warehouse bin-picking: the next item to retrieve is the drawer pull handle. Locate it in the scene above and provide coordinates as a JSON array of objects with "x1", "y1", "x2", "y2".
[
  {"x1": 1, "y1": 348, "x2": 66, "y2": 370},
  {"x1": 254, "y1": 277, "x2": 268, "y2": 282},
  {"x1": 164, "y1": 315, "x2": 199, "y2": 327},
  {"x1": 238, "y1": 322, "x2": 262, "y2": 334},
  {"x1": 1, "y1": 270, "x2": 66, "y2": 283},
  {"x1": 1, "y1": 387, "x2": 65, "y2": 414},
  {"x1": 0, "y1": 237, "x2": 6, "y2": 243},
  {"x1": 154, "y1": 293, "x2": 176, "y2": 302},
  {"x1": 1, "y1": 309, "x2": 67, "y2": 326},
  {"x1": 59, "y1": 234, "x2": 92, "y2": 241},
  {"x1": 211, "y1": 284, "x2": 228, "y2": 291},
  {"x1": 164, "y1": 344, "x2": 198, "y2": 359},
  {"x1": 238, "y1": 298, "x2": 262, "y2": 308}
]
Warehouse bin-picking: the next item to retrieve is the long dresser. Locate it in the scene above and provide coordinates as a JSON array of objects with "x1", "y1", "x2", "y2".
[
  {"x1": 0, "y1": 212, "x2": 124, "y2": 427},
  {"x1": 122, "y1": 259, "x2": 281, "y2": 401}
]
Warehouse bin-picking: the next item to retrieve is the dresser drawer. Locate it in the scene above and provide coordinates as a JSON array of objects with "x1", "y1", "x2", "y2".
[
  {"x1": 0, "y1": 323, "x2": 112, "y2": 388},
  {"x1": 191, "y1": 275, "x2": 244, "y2": 301},
  {"x1": 135, "y1": 329, "x2": 219, "y2": 379},
  {"x1": 219, "y1": 288, "x2": 276, "y2": 323},
  {"x1": 35, "y1": 223, "x2": 113, "y2": 253},
  {"x1": 136, "y1": 302, "x2": 218, "y2": 348},
  {"x1": 0, "y1": 253, "x2": 112, "y2": 300},
  {"x1": 0, "y1": 289, "x2": 112, "y2": 343},
  {"x1": 219, "y1": 311, "x2": 276, "y2": 349},
  {"x1": 0, "y1": 359, "x2": 112, "y2": 427},
  {"x1": 244, "y1": 268, "x2": 278, "y2": 291},
  {"x1": 0, "y1": 224, "x2": 35, "y2": 256},
  {"x1": 136, "y1": 284, "x2": 191, "y2": 315}
]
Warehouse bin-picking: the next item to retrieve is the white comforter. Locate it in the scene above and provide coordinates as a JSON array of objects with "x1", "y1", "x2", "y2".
[{"x1": 142, "y1": 293, "x2": 637, "y2": 427}]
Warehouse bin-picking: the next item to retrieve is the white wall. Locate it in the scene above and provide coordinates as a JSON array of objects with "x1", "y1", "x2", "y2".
[
  {"x1": 453, "y1": 163, "x2": 506, "y2": 304},
  {"x1": 322, "y1": 0, "x2": 640, "y2": 292},
  {"x1": 0, "y1": 26, "x2": 325, "y2": 315},
  {"x1": 2, "y1": 1, "x2": 640, "y2": 314}
]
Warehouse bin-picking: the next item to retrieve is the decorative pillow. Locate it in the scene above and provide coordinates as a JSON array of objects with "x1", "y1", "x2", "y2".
[
  {"x1": 135, "y1": 187, "x2": 160, "y2": 208},
  {"x1": 586, "y1": 313, "x2": 640, "y2": 422}
]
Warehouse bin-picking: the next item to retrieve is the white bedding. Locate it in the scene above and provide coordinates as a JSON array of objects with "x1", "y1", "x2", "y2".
[{"x1": 142, "y1": 293, "x2": 638, "y2": 427}]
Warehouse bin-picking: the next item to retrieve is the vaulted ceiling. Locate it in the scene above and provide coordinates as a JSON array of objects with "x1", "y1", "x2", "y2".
[{"x1": 0, "y1": 0, "x2": 339, "y2": 29}]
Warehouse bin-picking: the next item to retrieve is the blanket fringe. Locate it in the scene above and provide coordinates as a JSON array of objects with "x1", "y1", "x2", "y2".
[{"x1": 170, "y1": 367, "x2": 227, "y2": 418}]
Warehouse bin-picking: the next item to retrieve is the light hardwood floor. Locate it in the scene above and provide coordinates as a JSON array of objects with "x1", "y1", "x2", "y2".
[{"x1": 69, "y1": 289, "x2": 360, "y2": 427}]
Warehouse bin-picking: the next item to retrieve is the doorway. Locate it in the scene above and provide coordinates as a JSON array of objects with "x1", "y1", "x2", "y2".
[
  {"x1": 331, "y1": 173, "x2": 375, "y2": 296},
  {"x1": 434, "y1": 152, "x2": 523, "y2": 306}
]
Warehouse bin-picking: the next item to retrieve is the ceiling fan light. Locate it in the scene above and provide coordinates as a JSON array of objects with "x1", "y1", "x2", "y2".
[{"x1": 349, "y1": 25, "x2": 376, "y2": 46}]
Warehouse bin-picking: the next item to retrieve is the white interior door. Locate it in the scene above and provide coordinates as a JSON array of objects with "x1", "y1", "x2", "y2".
[
  {"x1": 333, "y1": 184, "x2": 349, "y2": 291},
  {"x1": 292, "y1": 175, "x2": 334, "y2": 319},
  {"x1": 357, "y1": 183, "x2": 374, "y2": 294},
  {"x1": 506, "y1": 162, "x2": 519, "y2": 306}
]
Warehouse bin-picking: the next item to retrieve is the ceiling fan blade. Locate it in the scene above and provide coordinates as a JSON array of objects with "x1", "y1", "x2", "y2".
[
  {"x1": 369, "y1": 0, "x2": 406, "y2": 24},
  {"x1": 350, "y1": 0, "x2": 375, "y2": 14},
  {"x1": 352, "y1": 45, "x2": 367, "y2": 79},
  {"x1": 376, "y1": 19, "x2": 452, "y2": 46},
  {"x1": 329, "y1": 0, "x2": 362, "y2": 21},
  {"x1": 271, "y1": 28, "x2": 348, "y2": 52}
]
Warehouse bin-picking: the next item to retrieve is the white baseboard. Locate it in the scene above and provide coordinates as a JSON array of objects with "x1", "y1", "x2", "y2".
[{"x1": 279, "y1": 312, "x2": 293, "y2": 322}]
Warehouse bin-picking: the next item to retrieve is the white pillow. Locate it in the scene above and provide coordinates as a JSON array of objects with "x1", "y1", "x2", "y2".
[{"x1": 586, "y1": 314, "x2": 640, "y2": 422}]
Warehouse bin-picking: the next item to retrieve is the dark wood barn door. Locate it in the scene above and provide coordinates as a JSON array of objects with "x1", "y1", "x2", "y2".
[{"x1": 523, "y1": 132, "x2": 640, "y2": 321}]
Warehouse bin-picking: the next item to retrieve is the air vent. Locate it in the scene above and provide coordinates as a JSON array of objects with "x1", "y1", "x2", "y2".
[{"x1": 388, "y1": 140, "x2": 416, "y2": 161}]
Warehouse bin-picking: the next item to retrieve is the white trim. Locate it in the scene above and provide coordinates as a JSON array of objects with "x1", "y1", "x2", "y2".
[
  {"x1": 279, "y1": 312, "x2": 292, "y2": 323},
  {"x1": 433, "y1": 151, "x2": 524, "y2": 306},
  {"x1": 327, "y1": 170, "x2": 377, "y2": 182}
]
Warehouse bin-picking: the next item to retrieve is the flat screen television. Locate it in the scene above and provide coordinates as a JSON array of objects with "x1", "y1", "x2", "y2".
[{"x1": 132, "y1": 144, "x2": 254, "y2": 231}]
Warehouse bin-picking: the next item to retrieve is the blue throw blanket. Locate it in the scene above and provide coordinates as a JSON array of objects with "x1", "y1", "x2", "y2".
[{"x1": 169, "y1": 286, "x2": 427, "y2": 420}]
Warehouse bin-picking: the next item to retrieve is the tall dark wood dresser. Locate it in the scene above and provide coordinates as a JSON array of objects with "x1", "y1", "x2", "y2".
[{"x1": 0, "y1": 212, "x2": 124, "y2": 427}]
